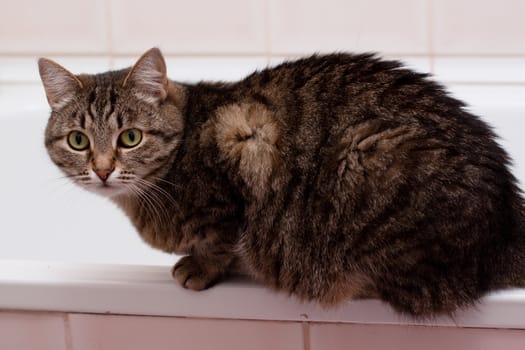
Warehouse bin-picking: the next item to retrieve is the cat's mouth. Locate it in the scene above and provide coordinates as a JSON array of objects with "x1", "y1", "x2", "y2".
[
  {"x1": 86, "y1": 181, "x2": 127, "y2": 197},
  {"x1": 70, "y1": 169, "x2": 156, "y2": 199},
  {"x1": 73, "y1": 171, "x2": 129, "y2": 197}
]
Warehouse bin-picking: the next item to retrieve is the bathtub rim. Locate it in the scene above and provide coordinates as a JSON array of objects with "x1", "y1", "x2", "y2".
[{"x1": 1, "y1": 259, "x2": 524, "y2": 329}]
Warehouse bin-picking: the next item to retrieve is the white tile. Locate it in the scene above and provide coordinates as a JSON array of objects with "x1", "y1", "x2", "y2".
[
  {"x1": 481, "y1": 108, "x2": 525, "y2": 190},
  {"x1": 445, "y1": 84, "x2": 525, "y2": 110},
  {"x1": 0, "y1": 84, "x2": 49, "y2": 115},
  {"x1": 0, "y1": 57, "x2": 111, "y2": 83},
  {"x1": 434, "y1": 58, "x2": 525, "y2": 83},
  {"x1": 432, "y1": 0, "x2": 525, "y2": 55},
  {"x1": 268, "y1": 0, "x2": 429, "y2": 55},
  {"x1": 0, "y1": 0, "x2": 109, "y2": 54},
  {"x1": 0, "y1": 312, "x2": 67, "y2": 350},
  {"x1": 113, "y1": 57, "x2": 268, "y2": 83},
  {"x1": 110, "y1": 0, "x2": 266, "y2": 54},
  {"x1": 268, "y1": 56, "x2": 301, "y2": 67},
  {"x1": 442, "y1": 84, "x2": 525, "y2": 189},
  {"x1": 386, "y1": 56, "x2": 432, "y2": 74}
]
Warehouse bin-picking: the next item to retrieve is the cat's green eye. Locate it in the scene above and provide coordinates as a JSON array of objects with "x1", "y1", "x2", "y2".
[
  {"x1": 119, "y1": 128, "x2": 142, "y2": 148},
  {"x1": 67, "y1": 131, "x2": 90, "y2": 151}
]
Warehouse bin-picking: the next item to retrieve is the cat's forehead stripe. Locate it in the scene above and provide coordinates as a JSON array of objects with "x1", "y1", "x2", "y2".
[
  {"x1": 116, "y1": 112, "x2": 123, "y2": 129},
  {"x1": 81, "y1": 83, "x2": 120, "y2": 129},
  {"x1": 83, "y1": 110, "x2": 93, "y2": 128},
  {"x1": 88, "y1": 91, "x2": 99, "y2": 122},
  {"x1": 102, "y1": 85, "x2": 116, "y2": 121},
  {"x1": 105, "y1": 86, "x2": 117, "y2": 121},
  {"x1": 79, "y1": 110, "x2": 86, "y2": 129}
]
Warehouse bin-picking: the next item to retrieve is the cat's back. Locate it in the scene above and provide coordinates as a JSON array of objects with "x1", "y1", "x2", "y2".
[
  {"x1": 240, "y1": 53, "x2": 438, "y2": 111},
  {"x1": 245, "y1": 52, "x2": 405, "y2": 88},
  {"x1": 207, "y1": 54, "x2": 525, "y2": 316},
  {"x1": 232, "y1": 53, "x2": 472, "y2": 149},
  {"x1": 201, "y1": 53, "x2": 502, "y2": 202}
]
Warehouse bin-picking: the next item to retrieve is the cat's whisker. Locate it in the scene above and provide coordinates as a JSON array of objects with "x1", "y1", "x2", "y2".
[
  {"x1": 132, "y1": 177, "x2": 177, "y2": 207},
  {"x1": 121, "y1": 174, "x2": 177, "y2": 207},
  {"x1": 124, "y1": 183, "x2": 158, "y2": 220},
  {"x1": 47, "y1": 173, "x2": 90, "y2": 194},
  {"x1": 47, "y1": 179, "x2": 77, "y2": 198},
  {"x1": 126, "y1": 182, "x2": 172, "y2": 228},
  {"x1": 148, "y1": 175, "x2": 182, "y2": 190},
  {"x1": 133, "y1": 182, "x2": 174, "y2": 225},
  {"x1": 133, "y1": 191, "x2": 171, "y2": 245}
]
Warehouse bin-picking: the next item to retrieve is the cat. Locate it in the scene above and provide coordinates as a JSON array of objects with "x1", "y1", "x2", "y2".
[{"x1": 39, "y1": 48, "x2": 525, "y2": 317}]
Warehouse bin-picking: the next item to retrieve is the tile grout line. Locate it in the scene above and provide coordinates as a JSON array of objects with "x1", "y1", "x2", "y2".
[
  {"x1": 3, "y1": 52, "x2": 525, "y2": 59},
  {"x1": 4, "y1": 80, "x2": 525, "y2": 87},
  {"x1": 427, "y1": 0, "x2": 435, "y2": 74},
  {"x1": 264, "y1": 0, "x2": 272, "y2": 66},
  {"x1": 106, "y1": 0, "x2": 114, "y2": 69},
  {"x1": 63, "y1": 313, "x2": 74, "y2": 350},
  {"x1": 302, "y1": 320, "x2": 311, "y2": 350}
]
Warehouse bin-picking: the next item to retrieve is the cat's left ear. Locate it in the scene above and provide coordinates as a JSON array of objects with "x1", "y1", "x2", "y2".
[
  {"x1": 123, "y1": 47, "x2": 168, "y2": 105},
  {"x1": 38, "y1": 58, "x2": 83, "y2": 111}
]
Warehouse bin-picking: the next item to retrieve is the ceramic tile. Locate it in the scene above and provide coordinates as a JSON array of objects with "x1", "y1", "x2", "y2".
[
  {"x1": 69, "y1": 314, "x2": 303, "y2": 350},
  {"x1": 432, "y1": 0, "x2": 525, "y2": 55},
  {"x1": 0, "y1": 0, "x2": 109, "y2": 54},
  {"x1": 0, "y1": 57, "x2": 111, "y2": 83},
  {"x1": 444, "y1": 84, "x2": 525, "y2": 109},
  {"x1": 442, "y1": 84, "x2": 525, "y2": 189},
  {"x1": 0, "y1": 84, "x2": 49, "y2": 115},
  {"x1": 110, "y1": 0, "x2": 266, "y2": 54},
  {"x1": 386, "y1": 56, "x2": 432, "y2": 74},
  {"x1": 310, "y1": 323, "x2": 525, "y2": 350},
  {"x1": 268, "y1": 0, "x2": 429, "y2": 55},
  {"x1": 267, "y1": 56, "x2": 302, "y2": 67},
  {"x1": 0, "y1": 312, "x2": 67, "y2": 350},
  {"x1": 113, "y1": 56, "x2": 268, "y2": 82},
  {"x1": 434, "y1": 58, "x2": 525, "y2": 83}
]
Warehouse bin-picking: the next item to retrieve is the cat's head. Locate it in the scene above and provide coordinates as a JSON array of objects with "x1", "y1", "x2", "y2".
[{"x1": 39, "y1": 48, "x2": 184, "y2": 198}]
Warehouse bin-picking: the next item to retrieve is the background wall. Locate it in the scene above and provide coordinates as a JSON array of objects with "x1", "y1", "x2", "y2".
[
  {"x1": 0, "y1": 0, "x2": 524, "y2": 265},
  {"x1": 1, "y1": 0, "x2": 525, "y2": 89}
]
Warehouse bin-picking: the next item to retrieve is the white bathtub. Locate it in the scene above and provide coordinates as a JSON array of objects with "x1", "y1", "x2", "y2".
[{"x1": 1, "y1": 88, "x2": 525, "y2": 349}]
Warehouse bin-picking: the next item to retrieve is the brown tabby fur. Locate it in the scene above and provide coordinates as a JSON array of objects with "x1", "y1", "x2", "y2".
[{"x1": 39, "y1": 48, "x2": 525, "y2": 317}]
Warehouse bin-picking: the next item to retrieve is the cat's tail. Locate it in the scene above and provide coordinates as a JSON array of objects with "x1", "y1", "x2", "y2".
[{"x1": 483, "y1": 201, "x2": 525, "y2": 291}]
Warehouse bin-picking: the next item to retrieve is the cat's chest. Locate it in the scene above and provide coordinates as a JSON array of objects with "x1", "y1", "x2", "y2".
[
  {"x1": 112, "y1": 196, "x2": 188, "y2": 254},
  {"x1": 137, "y1": 221, "x2": 200, "y2": 254},
  {"x1": 127, "y1": 199, "x2": 225, "y2": 255}
]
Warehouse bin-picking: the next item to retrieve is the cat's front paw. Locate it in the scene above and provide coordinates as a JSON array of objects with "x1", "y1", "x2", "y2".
[{"x1": 172, "y1": 255, "x2": 220, "y2": 291}]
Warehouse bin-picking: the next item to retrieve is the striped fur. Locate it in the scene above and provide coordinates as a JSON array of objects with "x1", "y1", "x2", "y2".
[{"x1": 41, "y1": 48, "x2": 525, "y2": 317}]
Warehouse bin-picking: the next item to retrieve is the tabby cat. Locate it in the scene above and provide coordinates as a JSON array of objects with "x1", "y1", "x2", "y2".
[{"x1": 39, "y1": 48, "x2": 525, "y2": 317}]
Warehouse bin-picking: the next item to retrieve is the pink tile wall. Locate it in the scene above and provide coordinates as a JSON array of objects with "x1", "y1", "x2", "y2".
[
  {"x1": 268, "y1": 0, "x2": 429, "y2": 55},
  {"x1": 0, "y1": 0, "x2": 109, "y2": 54},
  {"x1": 309, "y1": 322, "x2": 525, "y2": 350},
  {"x1": 3, "y1": 311, "x2": 525, "y2": 350},
  {"x1": 0, "y1": 312, "x2": 68, "y2": 350},
  {"x1": 432, "y1": 0, "x2": 525, "y2": 55},
  {"x1": 68, "y1": 314, "x2": 304, "y2": 350},
  {"x1": 110, "y1": 0, "x2": 267, "y2": 55},
  {"x1": 1, "y1": 0, "x2": 524, "y2": 58}
]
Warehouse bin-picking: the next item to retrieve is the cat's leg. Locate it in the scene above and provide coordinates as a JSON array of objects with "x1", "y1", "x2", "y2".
[
  {"x1": 172, "y1": 252, "x2": 235, "y2": 291},
  {"x1": 171, "y1": 228, "x2": 237, "y2": 291}
]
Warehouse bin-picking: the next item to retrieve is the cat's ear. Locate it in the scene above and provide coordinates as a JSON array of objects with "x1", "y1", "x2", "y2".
[
  {"x1": 38, "y1": 58, "x2": 83, "y2": 111},
  {"x1": 123, "y1": 47, "x2": 168, "y2": 105}
]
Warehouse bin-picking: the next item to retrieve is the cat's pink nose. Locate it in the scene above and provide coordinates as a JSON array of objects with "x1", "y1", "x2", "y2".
[{"x1": 94, "y1": 168, "x2": 114, "y2": 182}]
